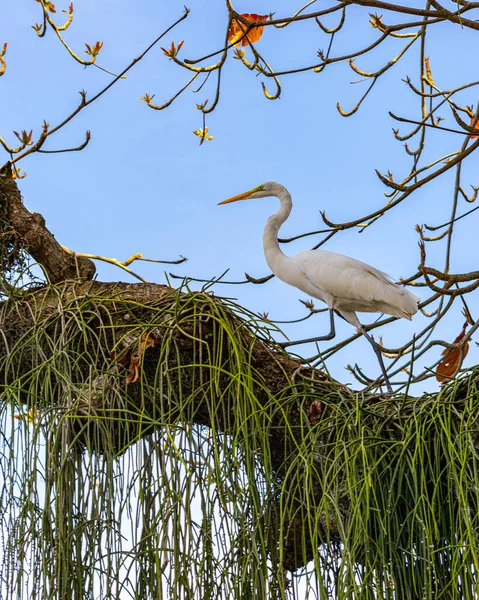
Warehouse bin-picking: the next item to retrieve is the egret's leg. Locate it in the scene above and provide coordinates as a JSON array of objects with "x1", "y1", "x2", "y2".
[
  {"x1": 279, "y1": 309, "x2": 336, "y2": 348},
  {"x1": 358, "y1": 326, "x2": 393, "y2": 394}
]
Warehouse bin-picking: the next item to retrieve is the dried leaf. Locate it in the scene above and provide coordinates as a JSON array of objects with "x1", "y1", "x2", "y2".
[
  {"x1": 309, "y1": 400, "x2": 324, "y2": 425},
  {"x1": 228, "y1": 13, "x2": 269, "y2": 47},
  {"x1": 141, "y1": 332, "x2": 156, "y2": 350},
  {"x1": 111, "y1": 349, "x2": 129, "y2": 366},
  {"x1": 436, "y1": 322, "x2": 470, "y2": 383},
  {"x1": 126, "y1": 354, "x2": 140, "y2": 384},
  {"x1": 112, "y1": 332, "x2": 156, "y2": 383},
  {"x1": 126, "y1": 332, "x2": 156, "y2": 384}
]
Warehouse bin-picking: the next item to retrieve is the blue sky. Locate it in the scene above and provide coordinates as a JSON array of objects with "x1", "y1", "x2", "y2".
[{"x1": 3, "y1": 0, "x2": 478, "y2": 391}]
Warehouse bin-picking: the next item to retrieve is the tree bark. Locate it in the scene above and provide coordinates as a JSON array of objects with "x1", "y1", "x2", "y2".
[{"x1": 1, "y1": 171, "x2": 96, "y2": 283}]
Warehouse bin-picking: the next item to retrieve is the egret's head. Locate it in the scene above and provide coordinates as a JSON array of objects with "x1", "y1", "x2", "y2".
[{"x1": 218, "y1": 182, "x2": 281, "y2": 205}]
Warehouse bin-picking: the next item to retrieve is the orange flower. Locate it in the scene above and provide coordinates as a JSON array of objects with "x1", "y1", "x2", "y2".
[
  {"x1": 228, "y1": 13, "x2": 269, "y2": 47},
  {"x1": 436, "y1": 322, "x2": 470, "y2": 383}
]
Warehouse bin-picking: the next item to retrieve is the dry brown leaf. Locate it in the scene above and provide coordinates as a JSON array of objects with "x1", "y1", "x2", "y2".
[
  {"x1": 309, "y1": 400, "x2": 324, "y2": 425},
  {"x1": 436, "y1": 322, "x2": 470, "y2": 383},
  {"x1": 126, "y1": 354, "x2": 141, "y2": 384},
  {"x1": 228, "y1": 13, "x2": 269, "y2": 47},
  {"x1": 141, "y1": 332, "x2": 156, "y2": 351},
  {"x1": 112, "y1": 332, "x2": 157, "y2": 384},
  {"x1": 110, "y1": 348, "x2": 131, "y2": 366}
]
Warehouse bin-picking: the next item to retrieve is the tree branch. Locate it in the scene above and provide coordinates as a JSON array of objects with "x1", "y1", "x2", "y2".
[{"x1": 1, "y1": 170, "x2": 95, "y2": 283}]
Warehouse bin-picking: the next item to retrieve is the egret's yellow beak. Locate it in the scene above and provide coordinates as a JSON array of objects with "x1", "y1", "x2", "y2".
[{"x1": 218, "y1": 186, "x2": 262, "y2": 205}]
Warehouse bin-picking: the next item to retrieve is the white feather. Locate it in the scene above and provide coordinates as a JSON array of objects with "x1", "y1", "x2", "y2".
[{"x1": 221, "y1": 181, "x2": 419, "y2": 331}]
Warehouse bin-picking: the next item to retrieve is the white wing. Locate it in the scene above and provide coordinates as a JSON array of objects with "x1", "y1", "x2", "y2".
[{"x1": 278, "y1": 250, "x2": 419, "y2": 319}]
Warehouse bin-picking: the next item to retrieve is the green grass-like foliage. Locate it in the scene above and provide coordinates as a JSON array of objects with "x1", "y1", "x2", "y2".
[{"x1": 0, "y1": 281, "x2": 478, "y2": 599}]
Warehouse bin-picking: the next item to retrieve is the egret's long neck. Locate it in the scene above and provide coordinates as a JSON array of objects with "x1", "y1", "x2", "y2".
[{"x1": 263, "y1": 188, "x2": 292, "y2": 272}]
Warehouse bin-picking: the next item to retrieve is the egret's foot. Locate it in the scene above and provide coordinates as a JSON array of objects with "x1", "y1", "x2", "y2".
[
  {"x1": 279, "y1": 333, "x2": 335, "y2": 349},
  {"x1": 279, "y1": 308, "x2": 336, "y2": 349}
]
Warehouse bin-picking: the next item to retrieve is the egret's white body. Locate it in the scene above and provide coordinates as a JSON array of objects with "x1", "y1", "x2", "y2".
[
  {"x1": 266, "y1": 247, "x2": 418, "y2": 330},
  {"x1": 219, "y1": 181, "x2": 419, "y2": 391}
]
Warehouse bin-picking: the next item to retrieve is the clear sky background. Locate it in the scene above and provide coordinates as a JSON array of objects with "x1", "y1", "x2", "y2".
[{"x1": 3, "y1": 0, "x2": 478, "y2": 392}]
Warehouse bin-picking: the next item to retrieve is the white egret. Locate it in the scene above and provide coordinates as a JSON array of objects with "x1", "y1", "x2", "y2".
[{"x1": 219, "y1": 181, "x2": 419, "y2": 393}]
